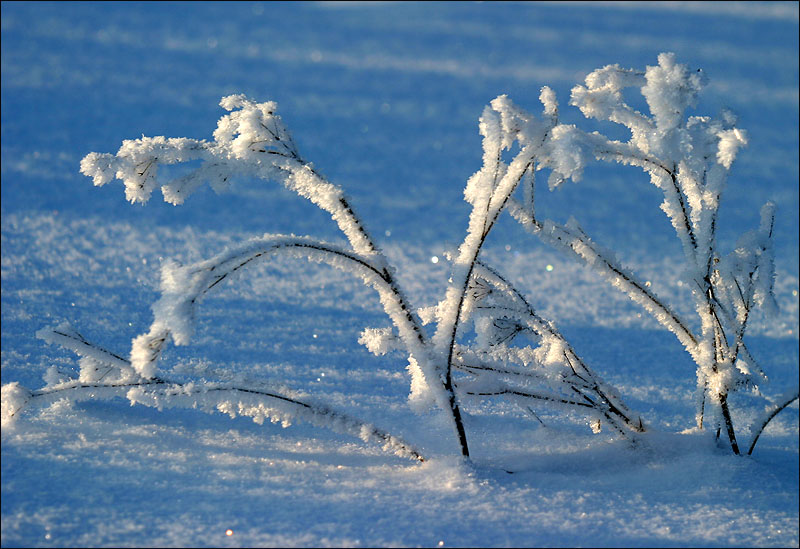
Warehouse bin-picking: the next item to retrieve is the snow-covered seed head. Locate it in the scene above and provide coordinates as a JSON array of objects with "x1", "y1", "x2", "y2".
[{"x1": 642, "y1": 52, "x2": 705, "y2": 131}]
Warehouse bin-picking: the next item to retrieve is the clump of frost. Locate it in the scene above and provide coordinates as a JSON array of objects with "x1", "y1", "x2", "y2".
[
  {"x1": 358, "y1": 327, "x2": 401, "y2": 356},
  {"x1": 1, "y1": 383, "x2": 32, "y2": 427}
]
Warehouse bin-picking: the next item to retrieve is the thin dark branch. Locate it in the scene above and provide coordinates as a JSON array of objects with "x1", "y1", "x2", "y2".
[
  {"x1": 596, "y1": 152, "x2": 697, "y2": 253},
  {"x1": 719, "y1": 392, "x2": 740, "y2": 455},
  {"x1": 472, "y1": 262, "x2": 644, "y2": 432},
  {"x1": 747, "y1": 390, "x2": 799, "y2": 455},
  {"x1": 442, "y1": 156, "x2": 535, "y2": 457},
  {"x1": 50, "y1": 328, "x2": 131, "y2": 367},
  {"x1": 461, "y1": 387, "x2": 593, "y2": 408},
  {"x1": 506, "y1": 202, "x2": 698, "y2": 351},
  {"x1": 24, "y1": 378, "x2": 424, "y2": 462},
  {"x1": 198, "y1": 241, "x2": 428, "y2": 348}
]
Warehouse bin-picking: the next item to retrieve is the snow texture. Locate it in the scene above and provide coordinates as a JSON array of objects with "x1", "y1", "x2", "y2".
[{"x1": 2, "y1": 2, "x2": 798, "y2": 548}]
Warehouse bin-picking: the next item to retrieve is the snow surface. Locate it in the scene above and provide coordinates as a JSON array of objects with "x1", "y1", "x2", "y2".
[{"x1": 2, "y1": 1, "x2": 798, "y2": 547}]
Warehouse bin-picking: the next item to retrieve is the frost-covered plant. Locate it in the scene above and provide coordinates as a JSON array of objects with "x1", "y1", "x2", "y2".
[
  {"x1": 504, "y1": 52, "x2": 797, "y2": 454},
  {"x1": 2, "y1": 53, "x2": 795, "y2": 461}
]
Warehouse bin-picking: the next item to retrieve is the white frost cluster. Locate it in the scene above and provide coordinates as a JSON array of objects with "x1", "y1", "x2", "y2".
[
  {"x1": 358, "y1": 327, "x2": 401, "y2": 356},
  {"x1": 1, "y1": 382, "x2": 32, "y2": 427},
  {"x1": 80, "y1": 137, "x2": 215, "y2": 204},
  {"x1": 78, "y1": 96, "x2": 303, "y2": 206}
]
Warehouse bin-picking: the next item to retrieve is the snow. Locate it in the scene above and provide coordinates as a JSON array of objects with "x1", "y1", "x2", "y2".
[{"x1": 2, "y1": 1, "x2": 798, "y2": 547}]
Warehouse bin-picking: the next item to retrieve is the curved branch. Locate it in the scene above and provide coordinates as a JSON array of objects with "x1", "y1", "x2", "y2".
[
  {"x1": 81, "y1": 96, "x2": 469, "y2": 455},
  {"x1": 435, "y1": 147, "x2": 537, "y2": 457},
  {"x1": 31, "y1": 325, "x2": 426, "y2": 461},
  {"x1": 747, "y1": 389, "x2": 799, "y2": 456},
  {"x1": 507, "y1": 199, "x2": 699, "y2": 355},
  {"x1": 16, "y1": 378, "x2": 424, "y2": 462},
  {"x1": 134, "y1": 236, "x2": 431, "y2": 384},
  {"x1": 593, "y1": 149, "x2": 698, "y2": 257},
  {"x1": 471, "y1": 260, "x2": 645, "y2": 433}
]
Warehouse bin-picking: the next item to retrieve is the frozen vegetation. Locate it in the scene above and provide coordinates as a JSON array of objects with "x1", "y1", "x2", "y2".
[{"x1": 2, "y1": 2, "x2": 798, "y2": 547}]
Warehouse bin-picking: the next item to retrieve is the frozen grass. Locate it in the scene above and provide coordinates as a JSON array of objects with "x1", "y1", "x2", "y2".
[{"x1": 2, "y1": 2, "x2": 797, "y2": 547}]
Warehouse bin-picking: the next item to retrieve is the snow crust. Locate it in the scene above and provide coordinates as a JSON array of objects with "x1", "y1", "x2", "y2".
[{"x1": 2, "y1": 2, "x2": 797, "y2": 547}]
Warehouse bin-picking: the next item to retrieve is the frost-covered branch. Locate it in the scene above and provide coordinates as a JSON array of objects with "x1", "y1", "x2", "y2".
[
  {"x1": 80, "y1": 95, "x2": 382, "y2": 259},
  {"x1": 3, "y1": 329, "x2": 424, "y2": 462},
  {"x1": 126, "y1": 231, "x2": 454, "y2": 448},
  {"x1": 465, "y1": 261, "x2": 644, "y2": 434},
  {"x1": 2, "y1": 380, "x2": 424, "y2": 462},
  {"x1": 507, "y1": 200, "x2": 699, "y2": 355},
  {"x1": 129, "y1": 234, "x2": 429, "y2": 381},
  {"x1": 79, "y1": 95, "x2": 469, "y2": 455},
  {"x1": 429, "y1": 91, "x2": 560, "y2": 456},
  {"x1": 497, "y1": 52, "x2": 782, "y2": 453}
]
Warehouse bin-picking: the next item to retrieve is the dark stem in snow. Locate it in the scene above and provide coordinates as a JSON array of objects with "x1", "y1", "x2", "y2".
[
  {"x1": 747, "y1": 390, "x2": 799, "y2": 455},
  {"x1": 718, "y1": 392, "x2": 740, "y2": 455}
]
